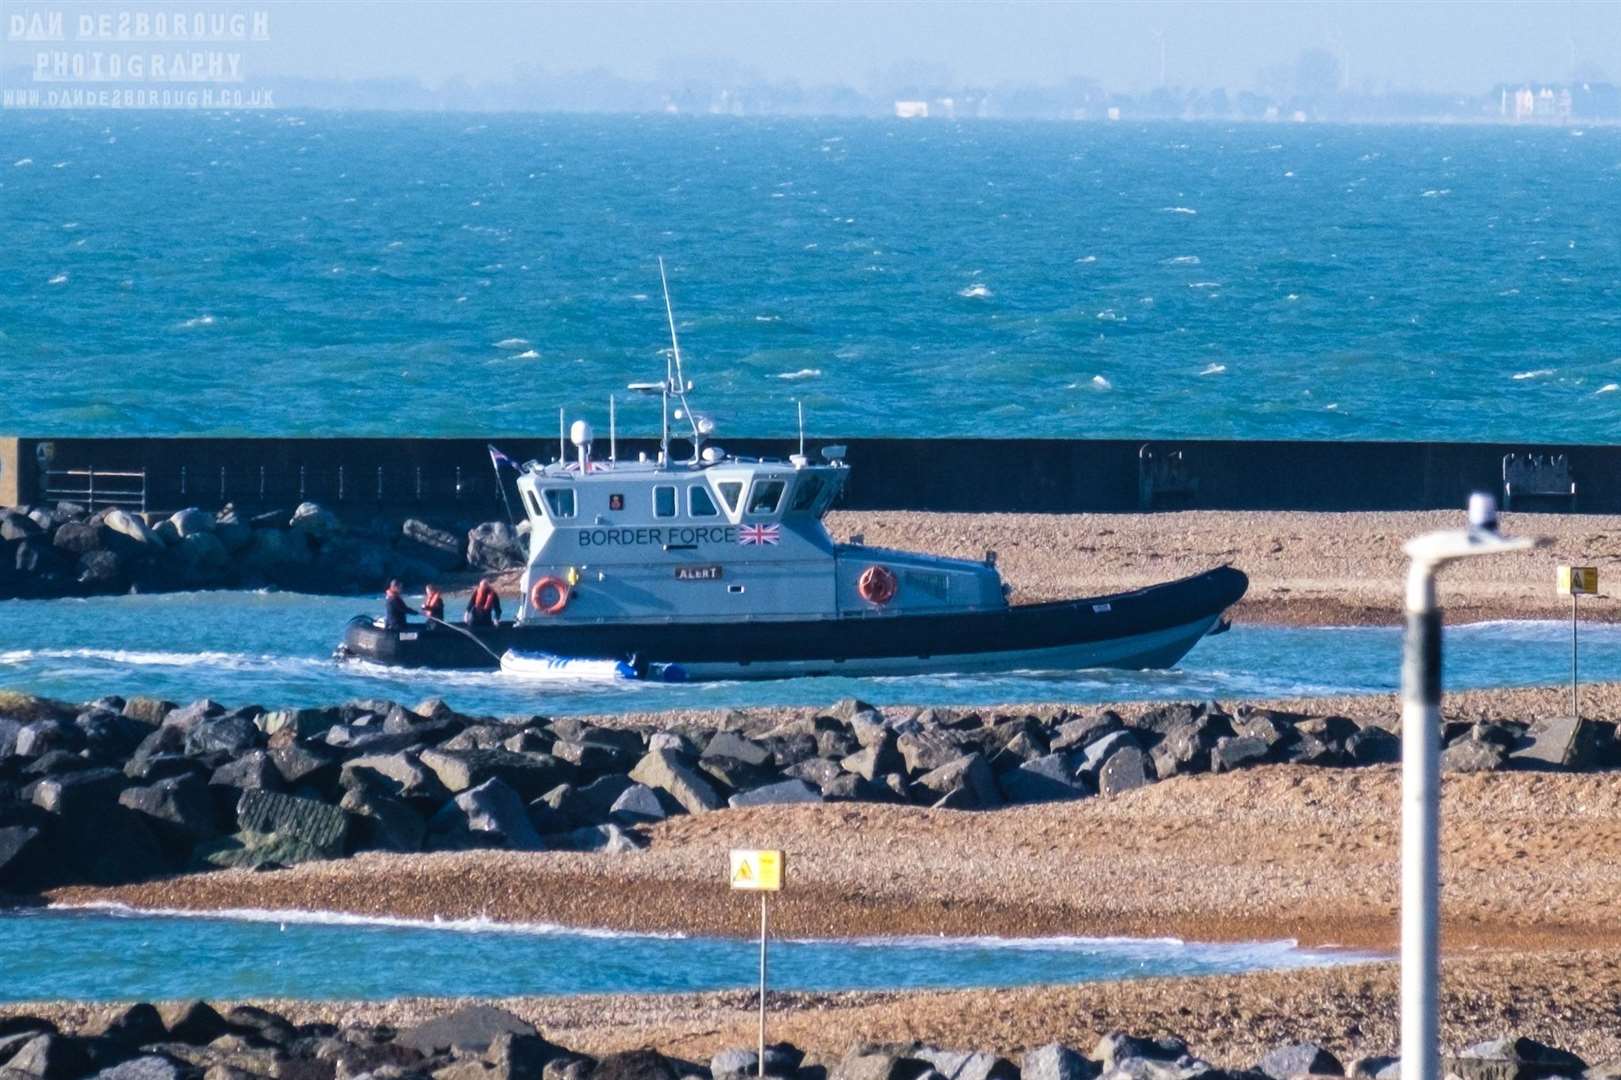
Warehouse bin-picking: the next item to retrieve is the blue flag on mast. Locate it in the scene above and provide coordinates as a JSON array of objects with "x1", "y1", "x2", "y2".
[{"x1": 488, "y1": 444, "x2": 515, "y2": 470}]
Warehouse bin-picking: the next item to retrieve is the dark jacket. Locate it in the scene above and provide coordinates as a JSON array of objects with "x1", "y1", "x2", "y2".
[{"x1": 383, "y1": 591, "x2": 415, "y2": 630}]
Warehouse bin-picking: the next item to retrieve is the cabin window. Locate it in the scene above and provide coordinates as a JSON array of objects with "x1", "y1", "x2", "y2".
[
  {"x1": 689, "y1": 485, "x2": 719, "y2": 517},
  {"x1": 524, "y1": 490, "x2": 543, "y2": 518},
  {"x1": 653, "y1": 485, "x2": 677, "y2": 518},
  {"x1": 746, "y1": 478, "x2": 787, "y2": 516},
  {"x1": 716, "y1": 480, "x2": 743, "y2": 514},
  {"x1": 788, "y1": 475, "x2": 825, "y2": 512},
  {"x1": 609, "y1": 493, "x2": 624, "y2": 511},
  {"x1": 543, "y1": 488, "x2": 576, "y2": 519}
]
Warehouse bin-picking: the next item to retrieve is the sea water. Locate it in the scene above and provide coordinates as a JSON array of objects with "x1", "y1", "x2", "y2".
[
  {"x1": 0, "y1": 906, "x2": 1367, "y2": 1002},
  {"x1": 2, "y1": 113, "x2": 1619, "y2": 442},
  {"x1": 0, "y1": 591, "x2": 1614, "y2": 716}
]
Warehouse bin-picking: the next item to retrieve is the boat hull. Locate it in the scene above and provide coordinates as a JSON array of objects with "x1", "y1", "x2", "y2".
[{"x1": 337, "y1": 565, "x2": 1247, "y2": 681}]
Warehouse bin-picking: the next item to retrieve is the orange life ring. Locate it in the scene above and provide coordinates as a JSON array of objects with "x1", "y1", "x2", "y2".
[
  {"x1": 529, "y1": 575, "x2": 571, "y2": 615},
  {"x1": 858, "y1": 565, "x2": 898, "y2": 605}
]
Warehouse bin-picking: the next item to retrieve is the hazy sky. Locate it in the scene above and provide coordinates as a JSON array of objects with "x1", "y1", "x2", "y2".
[{"x1": 238, "y1": 0, "x2": 1620, "y2": 93}]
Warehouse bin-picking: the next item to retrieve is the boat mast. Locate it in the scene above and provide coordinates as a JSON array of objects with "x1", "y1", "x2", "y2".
[{"x1": 658, "y1": 257, "x2": 702, "y2": 462}]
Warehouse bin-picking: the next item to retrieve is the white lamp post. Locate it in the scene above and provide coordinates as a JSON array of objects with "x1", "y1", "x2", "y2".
[{"x1": 1400, "y1": 493, "x2": 1542, "y2": 1080}]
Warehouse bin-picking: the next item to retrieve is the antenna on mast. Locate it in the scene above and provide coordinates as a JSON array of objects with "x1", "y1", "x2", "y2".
[
  {"x1": 609, "y1": 394, "x2": 617, "y2": 464},
  {"x1": 658, "y1": 257, "x2": 702, "y2": 460},
  {"x1": 797, "y1": 400, "x2": 805, "y2": 458},
  {"x1": 558, "y1": 406, "x2": 565, "y2": 463}
]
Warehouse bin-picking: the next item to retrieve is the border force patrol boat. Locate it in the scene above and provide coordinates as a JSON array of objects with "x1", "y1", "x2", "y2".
[{"x1": 339, "y1": 267, "x2": 1247, "y2": 681}]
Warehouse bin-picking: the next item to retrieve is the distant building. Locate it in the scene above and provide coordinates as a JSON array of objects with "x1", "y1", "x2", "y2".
[
  {"x1": 1498, "y1": 83, "x2": 1573, "y2": 122},
  {"x1": 893, "y1": 100, "x2": 928, "y2": 119}
]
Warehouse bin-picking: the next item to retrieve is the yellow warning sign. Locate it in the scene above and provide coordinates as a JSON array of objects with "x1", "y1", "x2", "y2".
[
  {"x1": 729, "y1": 849, "x2": 784, "y2": 891},
  {"x1": 1558, "y1": 565, "x2": 1599, "y2": 596}
]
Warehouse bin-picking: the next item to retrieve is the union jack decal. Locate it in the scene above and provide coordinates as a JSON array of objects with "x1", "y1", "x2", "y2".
[{"x1": 738, "y1": 523, "x2": 781, "y2": 546}]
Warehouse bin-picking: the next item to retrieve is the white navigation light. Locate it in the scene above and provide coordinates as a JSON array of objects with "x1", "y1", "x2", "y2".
[
  {"x1": 570, "y1": 420, "x2": 594, "y2": 448},
  {"x1": 697, "y1": 416, "x2": 716, "y2": 435},
  {"x1": 702, "y1": 446, "x2": 724, "y2": 463}
]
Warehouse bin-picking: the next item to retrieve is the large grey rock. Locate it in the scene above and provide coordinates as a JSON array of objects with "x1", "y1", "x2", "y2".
[
  {"x1": 711, "y1": 1044, "x2": 805, "y2": 1079},
  {"x1": 343, "y1": 751, "x2": 448, "y2": 802},
  {"x1": 268, "y1": 741, "x2": 339, "y2": 789},
  {"x1": 1257, "y1": 1043, "x2": 1343, "y2": 1080},
  {"x1": 0, "y1": 826, "x2": 42, "y2": 883},
  {"x1": 401, "y1": 518, "x2": 465, "y2": 571},
  {"x1": 95, "y1": 1055, "x2": 187, "y2": 1080},
  {"x1": 841, "y1": 736, "x2": 902, "y2": 781},
  {"x1": 466, "y1": 521, "x2": 525, "y2": 571},
  {"x1": 1022, "y1": 1044, "x2": 1098, "y2": 1080},
  {"x1": 608, "y1": 783, "x2": 667, "y2": 825},
  {"x1": 208, "y1": 751, "x2": 283, "y2": 796},
  {"x1": 548, "y1": 823, "x2": 645, "y2": 853},
  {"x1": 32, "y1": 768, "x2": 124, "y2": 815},
  {"x1": 157, "y1": 1000, "x2": 229, "y2": 1045},
  {"x1": 168, "y1": 508, "x2": 214, "y2": 539},
  {"x1": 340, "y1": 790, "x2": 426, "y2": 853},
  {"x1": 1097, "y1": 746, "x2": 1154, "y2": 797},
  {"x1": 1000, "y1": 753, "x2": 1087, "y2": 804},
  {"x1": 833, "y1": 1047, "x2": 936, "y2": 1080},
  {"x1": 1094, "y1": 1034, "x2": 1189, "y2": 1071},
  {"x1": 5, "y1": 1033, "x2": 92, "y2": 1079},
  {"x1": 727, "y1": 778, "x2": 823, "y2": 808},
  {"x1": 1345, "y1": 726, "x2": 1401, "y2": 766},
  {"x1": 703, "y1": 731, "x2": 772, "y2": 768},
  {"x1": 101, "y1": 511, "x2": 161, "y2": 550},
  {"x1": 914, "y1": 1048, "x2": 1019, "y2": 1080},
  {"x1": 184, "y1": 715, "x2": 260, "y2": 757},
  {"x1": 419, "y1": 747, "x2": 565, "y2": 800},
  {"x1": 77, "y1": 549, "x2": 126, "y2": 590},
  {"x1": 1453, "y1": 1035, "x2": 1586, "y2": 1076},
  {"x1": 118, "y1": 775, "x2": 219, "y2": 843},
  {"x1": 628, "y1": 749, "x2": 721, "y2": 814},
  {"x1": 256, "y1": 708, "x2": 337, "y2": 740},
  {"x1": 235, "y1": 789, "x2": 350, "y2": 857},
  {"x1": 896, "y1": 729, "x2": 964, "y2": 775},
  {"x1": 397, "y1": 1004, "x2": 539, "y2": 1055},
  {"x1": 552, "y1": 738, "x2": 634, "y2": 773},
  {"x1": 1210, "y1": 735, "x2": 1271, "y2": 774},
  {"x1": 1509, "y1": 715, "x2": 1592, "y2": 770},
  {"x1": 53, "y1": 520, "x2": 108, "y2": 554},
  {"x1": 448, "y1": 777, "x2": 545, "y2": 850},
  {"x1": 1232, "y1": 709, "x2": 1300, "y2": 749},
  {"x1": 1079, "y1": 730, "x2": 1139, "y2": 776},
  {"x1": 916, "y1": 752, "x2": 1002, "y2": 809},
  {"x1": 1442, "y1": 737, "x2": 1506, "y2": 773},
  {"x1": 1149, "y1": 716, "x2": 1229, "y2": 779},
  {"x1": 590, "y1": 1048, "x2": 679, "y2": 1080},
  {"x1": 1050, "y1": 711, "x2": 1124, "y2": 753},
  {"x1": 93, "y1": 1003, "x2": 166, "y2": 1046},
  {"x1": 289, "y1": 502, "x2": 340, "y2": 540}
]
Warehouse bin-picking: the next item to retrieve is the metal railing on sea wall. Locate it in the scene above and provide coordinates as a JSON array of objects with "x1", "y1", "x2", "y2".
[{"x1": 5, "y1": 436, "x2": 1621, "y2": 518}]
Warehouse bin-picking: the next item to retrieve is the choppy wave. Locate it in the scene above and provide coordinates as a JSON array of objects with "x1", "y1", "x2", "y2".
[
  {"x1": 958, "y1": 283, "x2": 992, "y2": 299},
  {"x1": 1198, "y1": 363, "x2": 1227, "y2": 376},
  {"x1": 52, "y1": 902, "x2": 1367, "y2": 967},
  {"x1": 493, "y1": 337, "x2": 529, "y2": 349},
  {"x1": 776, "y1": 368, "x2": 821, "y2": 380},
  {"x1": 1161, "y1": 206, "x2": 1198, "y2": 215},
  {"x1": 514, "y1": 349, "x2": 540, "y2": 359},
  {"x1": 51, "y1": 901, "x2": 687, "y2": 940},
  {"x1": 1512, "y1": 369, "x2": 1555, "y2": 380}
]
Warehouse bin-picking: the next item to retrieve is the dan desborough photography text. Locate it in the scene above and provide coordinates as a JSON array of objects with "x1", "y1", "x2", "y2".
[{"x1": 4, "y1": 7, "x2": 275, "y2": 109}]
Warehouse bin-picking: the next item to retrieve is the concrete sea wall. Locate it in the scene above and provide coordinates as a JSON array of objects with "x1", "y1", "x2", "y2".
[{"x1": 0, "y1": 435, "x2": 1612, "y2": 516}]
